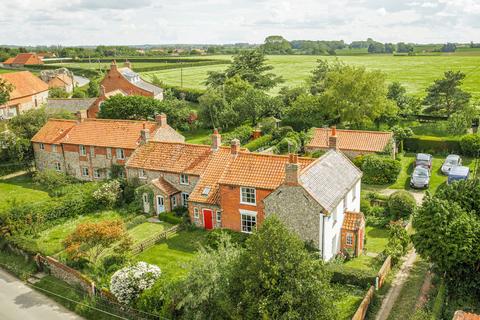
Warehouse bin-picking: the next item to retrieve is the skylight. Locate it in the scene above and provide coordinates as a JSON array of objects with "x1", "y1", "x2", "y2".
[{"x1": 201, "y1": 186, "x2": 211, "y2": 196}]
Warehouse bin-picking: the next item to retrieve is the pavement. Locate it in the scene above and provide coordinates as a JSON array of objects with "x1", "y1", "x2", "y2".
[{"x1": 0, "y1": 268, "x2": 84, "y2": 320}]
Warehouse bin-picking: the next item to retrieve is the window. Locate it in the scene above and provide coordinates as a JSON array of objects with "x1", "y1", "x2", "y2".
[
  {"x1": 116, "y1": 148, "x2": 125, "y2": 160},
  {"x1": 106, "y1": 147, "x2": 112, "y2": 159},
  {"x1": 241, "y1": 210, "x2": 257, "y2": 233},
  {"x1": 52, "y1": 145, "x2": 57, "y2": 152},
  {"x1": 216, "y1": 211, "x2": 221, "y2": 223},
  {"x1": 54, "y1": 162, "x2": 61, "y2": 171},
  {"x1": 182, "y1": 193, "x2": 189, "y2": 207},
  {"x1": 39, "y1": 143, "x2": 45, "y2": 150},
  {"x1": 139, "y1": 169, "x2": 147, "y2": 179},
  {"x1": 93, "y1": 169, "x2": 100, "y2": 179},
  {"x1": 201, "y1": 186, "x2": 211, "y2": 196},
  {"x1": 346, "y1": 233, "x2": 353, "y2": 246},
  {"x1": 172, "y1": 196, "x2": 177, "y2": 208},
  {"x1": 194, "y1": 207, "x2": 199, "y2": 219},
  {"x1": 81, "y1": 167, "x2": 89, "y2": 177},
  {"x1": 180, "y1": 174, "x2": 189, "y2": 185},
  {"x1": 79, "y1": 145, "x2": 87, "y2": 156},
  {"x1": 90, "y1": 146, "x2": 95, "y2": 158},
  {"x1": 240, "y1": 187, "x2": 256, "y2": 205}
]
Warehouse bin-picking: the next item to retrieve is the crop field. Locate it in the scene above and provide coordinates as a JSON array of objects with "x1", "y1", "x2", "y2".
[
  {"x1": 48, "y1": 61, "x2": 179, "y2": 70},
  {"x1": 141, "y1": 54, "x2": 480, "y2": 97}
]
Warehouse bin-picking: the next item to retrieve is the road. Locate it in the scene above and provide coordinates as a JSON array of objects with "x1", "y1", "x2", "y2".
[
  {"x1": 74, "y1": 75, "x2": 90, "y2": 87},
  {"x1": 0, "y1": 268, "x2": 83, "y2": 320}
]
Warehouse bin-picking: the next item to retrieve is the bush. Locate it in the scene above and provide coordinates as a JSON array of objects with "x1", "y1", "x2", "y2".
[
  {"x1": 326, "y1": 263, "x2": 377, "y2": 288},
  {"x1": 460, "y1": 134, "x2": 480, "y2": 156},
  {"x1": 382, "y1": 222, "x2": 409, "y2": 265},
  {"x1": 159, "y1": 212, "x2": 183, "y2": 225},
  {"x1": 125, "y1": 215, "x2": 147, "y2": 229},
  {"x1": 0, "y1": 249, "x2": 37, "y2": 280},
  {"x1": 361, "y1": 155, "x2": 401, "y2": 185},
  {"x1": 431, "y1": 280, "x2": 446, "y2": 319},
  {"x1": 243, "y1": 134, "x2": 272, "y2": 151},
  {"x1": 33, "y1": 169, "x2": 76, "y2": 192},
  {"x1": 387, "y1": 191, "x2": 416, "y2": 220},
  {"x1": 404, "y1": 136, "x2": 461, "y2": 155},
  {"x1": 222, "y1": 125, "x2": 253, "y2": 145},
  {"x1": 366, "y1": 206, "x2": 391, "y2": 227},
  {"x1": 206, "y1": 229, "x2": 249, "y2": 249},
  {"x1": 275, "y1": 131, "x2": 301, "y2": 154},
  {"x1": 163, "y1": 85, "x2": 206, "y2": 103},
  {"x1": 102, "y1": 254, "x2": 129, "y2": 274},
  {"x1": 92, "y1": 180, "x2": 122, "y2": 209}
]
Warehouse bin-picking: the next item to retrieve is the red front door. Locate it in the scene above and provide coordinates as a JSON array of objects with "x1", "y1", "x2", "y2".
[{"x1": 203, "y1": 209, "x2": 213, "y2": 230}]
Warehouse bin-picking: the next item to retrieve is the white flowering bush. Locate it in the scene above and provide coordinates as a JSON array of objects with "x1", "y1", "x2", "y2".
[
  {"x1": 110, "y1": 261, "x2": 161, "y2": 305},
  {"x1": 93, "y1": 180, "x2": 121, "y2": 208}
]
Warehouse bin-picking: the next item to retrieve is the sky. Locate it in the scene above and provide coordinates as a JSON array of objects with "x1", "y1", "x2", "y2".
[{"x1": 0, "y1": 0, "x2": 479, "y2": 46}]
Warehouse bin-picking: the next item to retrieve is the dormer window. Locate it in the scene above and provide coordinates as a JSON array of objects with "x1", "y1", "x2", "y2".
[
  {"x1": 240, "y1": 187, "x2": 256, "y2": 205},
  {"x1": 180, "y1": 174, "x2": 189, "y2": 185}
]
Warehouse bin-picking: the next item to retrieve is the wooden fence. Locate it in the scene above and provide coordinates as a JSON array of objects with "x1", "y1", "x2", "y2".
[
  {"x1": 352, "y1": 286, "x2": 375, "y2": 320},
  {"x1": 131, "y1": 224, "x2": 181, "y2": 255},
  {"x1": 376, "y1": 255, "x2": 392, "y2": 290}
]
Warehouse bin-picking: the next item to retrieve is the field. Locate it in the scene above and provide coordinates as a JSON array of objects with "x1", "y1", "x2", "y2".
[
  {"x1": 141, "y1": 54, "x2": 480, "y2": 97},
  {"x1": 0, "y1": 68, "x2": 12, "y2": 74},
  {"x1": 0, "y1": 174, "x2": 50, "y2": 211},
  {"x1": 48, "y1": 61, "x2": 179, "y2": 70}
]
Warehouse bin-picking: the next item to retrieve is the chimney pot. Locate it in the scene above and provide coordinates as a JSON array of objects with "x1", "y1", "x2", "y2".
[
  {"x1": 231, "y1": 138, "x2": 240, "y2": 155},
  {"x1": 155, "y1": 113, "x2": 167, "y2": 127},
  {"x1": 211, "y1": 129, "x2": 221, "y2": 151},
  {"x1": 329, "y1": 126, "x2": 339, "y2": 150}
]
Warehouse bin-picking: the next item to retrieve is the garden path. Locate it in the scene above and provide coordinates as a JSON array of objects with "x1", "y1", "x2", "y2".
[{"x1": 0, "y1": 170, "x2": 27, "y2": 180}]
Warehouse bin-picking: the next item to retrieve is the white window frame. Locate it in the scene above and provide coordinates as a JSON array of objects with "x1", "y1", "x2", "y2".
[
  {"x1": 79, "y1": 145, "x2": 87, "y2": 156},
  {"x1": 139, "y1": 169, "x2": 147, "y2": 179},
  {"x1": 240, "y1": 209, "x2": 257, "y2": 234},
  {"x1": 90, "y1": 146, "x2": 95, "y2": 158},
  {"x1": 116, "y1": 148, "x2": 125, "y2": 160},
  {"x1": 93, "y1": 169, "x2": 100, "y2": 179},
  {"x1": 81, "y1": 167, "x2": 89, "y2": 177},
  {"x1": 240, "y1": 187, "x2": 256, "y2": 205},
  {"x1": 193, "y1": 207, "x2": 199, "y2": 219},
  {"x1": 54, "y1": 162, "x2": 61, "y2": 171},
  {"x1": 39, "y1": 143, "x2": 45, "y2": 150},
  {"x1": 181, "y1": 192, "x2": 189, "y2": 207},
  {"x1": 346, "y1": 233, "x2": 353, "y2": 246},
  {"x1": 106, "y1": 147, "x2": 112, "y2": 159},
  {"x1": 52, "y1": 144, "x2": 57, "y2": 152},
  {"x1": 172, "y1": 196, "x2": 177, "y2": 208},
  {"x1": 332, "y1": 209, "x2": 338, "y2": 225},
  {"x1": 180, "y1": 174, "x2": 189, "y2": 185},
  {"x1": 216, "y1": 210, "x2": 221, "y2": 223}
]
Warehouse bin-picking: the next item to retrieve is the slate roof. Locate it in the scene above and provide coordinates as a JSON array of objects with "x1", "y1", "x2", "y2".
[
  {"x1": 152, "y1": 124, "x2": 185, "y2": 143},
  {"x1": 299, "y1": 150, "x2": 362, "y2": 213},
  {"x1": 342, "y1": 212, "x2": 365, "y2": 231},
  {"x1": 46, "y1": 98, "x2": 96, "y2": 113},
  {"x1": 0, "y1": 71, "x2": 49, "y2": 100},
  {"x1": 119, "y1": 67, "x2": 163, "y2": 96},
  {"x1": 307, "y1": 128, "x2": 393, "y2": 153},
  {"x1": 152, "y1": 177, "x2": 180, "y2": 196},
  {"x1": 31, "y1": 119, "x2": 76, "y2": 144}
]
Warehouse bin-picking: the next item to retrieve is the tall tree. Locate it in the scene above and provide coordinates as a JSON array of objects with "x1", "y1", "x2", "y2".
[
  {"x1": 423, "y1": 71, "x2": 471, "y2": 115},
  {"x1": 261, "y1": 35, "x2": 292, "y2": 54},
  {"x1": 231, "y1": 88, "x2": 279, "y2": 126}
]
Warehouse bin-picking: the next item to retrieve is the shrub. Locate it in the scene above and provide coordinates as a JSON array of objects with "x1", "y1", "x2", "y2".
[
  {"x1": 33, "y1": 169, "x2": 76, "y2": 192},
  {"x1": 431, "y1": 280, "x2": 446, "y2": 319},
  {"x1": 404, "y1": 136, "x2": 461, "y2": 155},
  {"x1": 110, "y1": 262, "x2": 161, "y2": 305},
  {"x1": 275, "y1": 131, "x2": 301, "y2": 154},
  {"x1": 361, "y1": 155, "x2": 401, "y2": 185},
  {"x1": 382, "y1": 222, "x2": 409, "y2": 265},
  {"x1": 460, "y1": 134, "x2": 480, "y2": 156},
  {"x1": 125, "y1": 215, "x2": 147, "y2": 229},
  {"x1": 387, "y1": 191, "x2": 416, "y2": 220},
  {"x1": 206, "y1": 229, "x2": 249, "y2": 249},
  {"x1": 92, "y1": 180, "x2": 121, "y2": 209},
  {"x1": 326, "y1": 263, "x2": 377, "y2": 288},
  {"x1": 243, "y1": 134, "x2": 272, "y2": 151},
  {"x1": 366, "y1": 206, "x2": 391, "y2": 227},
  {"x1": 222, "y1": 125, "x2": 253, "y2": 145},
  {"x1": 0, "y1": 249, "x2": 37, "y2": 280},
  {"x1": 159, "y1": 212, "x2": 182, "y2": 225},
  {"x1": 102, "y1": 254, "x2": 129, "y2": 274}
]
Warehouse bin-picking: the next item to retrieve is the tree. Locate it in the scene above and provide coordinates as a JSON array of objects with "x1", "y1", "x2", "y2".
[
  {"x1": 383, "y1": 221, "x2": 409, "y2": 264},
  {"x1": 441, "y1": 43, "x2": 457, "y2": 52},
  {"x1": 384, "y1": 43, "x2": 395, "y2": 54},
  {"x1": 368, "y1": 42, "x2": 385, "y2": 53},
  {"x1": 98, "y1": 95, "x2": 156, "y2": 120},
  {"x1": 206, "y1": 50, "x2": 283, "y2": 90},
  {"x1": 397, "y1": 42, "x2": 414, "y2": 53},
  {"x1": 283, "y1": 94, "x2": 330, "y2": 131},
  {"x1": 391, "y1": 125, "x2": 413, "y2": 152},
  {"x1": 64, "y1": 220, "x2": 131, "y2": 265},
  {"x1": 87, "y1": 79, "x2": 100, "y2": 97},
  {"x1": 110, "y1": 262, "x2": 161, "y2": 305},
  {"x1": 423, "y1": 71, "x2": 471, "y2": 115},
  {"x1": 231, "y1": 88, "x2": 279, "y2": 126},
  {"x1": 230, "y1": 217, "x2": 338, "y2": 320},
  {"x1": 71, "y1": 88, "x2": 86, "y2": 98},
  {"x1": 261, "y1": 35, "x2": 292, "y2": 54},
  {"x1": 198, "y1": 89, "x2": 240, "y2": 130},
  {"x1": 48, "y1": 87, "x2": 69, "y2": 98},
  {"x1": 0, "y1": 77, "x2": 13, "y2": 105}
]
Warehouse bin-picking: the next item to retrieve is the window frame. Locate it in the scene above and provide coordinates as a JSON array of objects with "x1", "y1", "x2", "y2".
[
  {"x1": 193, "y1": 207, "x2": 199, "y2": 219},
  {"x1": 116, "y1": 148, "x2": 125, "y2": 160},
  {"x1": 79, "y1": 145, "x2": 87, "y2": 156},
  {"x1": 216, "y1": 210, "x2": 221, "y2": 223},
  {"x1": 346, "y1": 233, "x2": 353, "y2": 246},
  {"x1": 181, "y1": 192, "x2": 189, "y2": 207},
  {"x1": 240, "y1": 187, "x2": 256, "y2": 205},
  {"x1": 93, "y1": 168, "x2": 100, "y2": 179},
  {"x1": 139, "y1": 169, "x2": 147, "y2": 179},
  {"x1": 54, "y1": 162, "x2": 61, "y2": 172},
  {"x1": 240, "y1": 209, "x2": 257, "y2": 234},
  {"x1": 180, "y1": 174, "x2": 189, "y2": 185},
  {"x1": 106, "y1": 147, "x2": 112, "y2": 159},
  {"x1": 343, "y1": 196, "x2": 348, "y2": 211},
  {"x1": 90, "y1": 146, "x2": 95, "y2": 158},
  {"x1": 81, "y1": 167, "x2": 89, "y2": 177},
  {"x1": 171, "y1": 196, "x2": 177, "y2": 208},
  {"x1": 39, "y1": 143, "x2": 45, "y2": 150}
]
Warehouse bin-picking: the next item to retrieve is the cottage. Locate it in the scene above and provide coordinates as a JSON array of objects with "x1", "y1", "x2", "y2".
[
  {"x1": 306, "y1": 126, "x2": 395, "y2": 158},
  {"x1": 0, "y1": 71, "x2": 49, "y2": 119},
  {"x1": 2, "y1": 53, "x2": 43, "y2": 67}
]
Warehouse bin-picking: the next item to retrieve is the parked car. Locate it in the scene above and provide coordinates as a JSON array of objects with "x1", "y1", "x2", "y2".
[
  {"x1": 415, "y1": 153, "x2": 433, "y2": 170},
  {"x1": 441, "y1": 154, "x2": 462, "y2": 175},
  {"x1": 410, "y1": 165, "x2": 430, "y2": 189},
  {"x1": 447, "y1": 166, "x2": 470, "y2": 184}
]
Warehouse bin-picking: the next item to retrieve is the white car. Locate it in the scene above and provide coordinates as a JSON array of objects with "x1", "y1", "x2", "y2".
[{"x1": 441, "y1": 154, "x2": 461, "y2": 175}]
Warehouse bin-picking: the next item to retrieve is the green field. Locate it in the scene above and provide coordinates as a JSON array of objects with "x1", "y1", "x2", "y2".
[
  {"x1": 0, "y1": 68, "x2": 12, "y2": 74},
  {"x1": 49, "y1": 61, "x2": 179, "y2": 70},
  {"x1": 141, "y1": 55, "x2": 480, "y2": 97},
  {"x1": 0, "y1": 174, "x2": 50, "y2": 211}
]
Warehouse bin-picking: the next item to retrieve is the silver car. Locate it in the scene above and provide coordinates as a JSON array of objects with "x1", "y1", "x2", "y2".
[
  {"x1": 410, "y1": 165, "x2": 430, "y2": 189},
  {"x1": 441, "y1": 154, "x2": 461, "y2": 175}
]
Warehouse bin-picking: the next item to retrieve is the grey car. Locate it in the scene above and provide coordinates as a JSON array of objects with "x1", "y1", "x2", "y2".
[
  {"x1": 415, "y1": 153, "x2": 433, "y2": 170},
  {"x1": 410, "y1": 165, "x2": 430, "y2": 189},
  {"x1": 441, "y1": 154, "x2": 461, "y2": 175}
]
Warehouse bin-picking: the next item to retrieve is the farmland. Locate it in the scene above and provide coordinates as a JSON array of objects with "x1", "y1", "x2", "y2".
[{"x1": 141, "y1": 54, "x2": 480, "y2": 97}]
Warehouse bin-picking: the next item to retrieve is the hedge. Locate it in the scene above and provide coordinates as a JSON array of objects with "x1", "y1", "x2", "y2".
[
  {"x1": 327, "y1": 263, "x2": 377, "y2": 288},
  {"x1": 404, "y1": 136, "x2": 461, "y2": 155},
  {"x1": 66, "y1": 57, "x2": 228, "y2": 64},
  {"x1": 159, "y1": 212, "x2": 183, "y2": 225},
  {"x1": 0, "y1": 163, "x2": 26, "y2": 177},
  {"x1": 431, "y1": 280, "x2": 446, "y2": 319},
  {"x1": 164, "y1": 85, "x2": 206, "y2": 103},
  {"x1": 243, "y1": 134, "x2": 273, "y2": 151},
  {"x1": 357, "y1": 154, "x2": 401, "y2": 185},
  {"x1": 134, "y1": 60, "x2": 229, "y2": 73}
]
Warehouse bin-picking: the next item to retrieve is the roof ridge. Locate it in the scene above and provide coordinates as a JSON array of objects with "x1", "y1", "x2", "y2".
[
  {"x1": 84, "y1": 118, "x2": 156, "y2": 124},
  {"x1": 316, "y1": 127, "x2": 392, "y2": 135},
  {"x1": 47, "y1": 118, "x2": 78, "y2": 123}
]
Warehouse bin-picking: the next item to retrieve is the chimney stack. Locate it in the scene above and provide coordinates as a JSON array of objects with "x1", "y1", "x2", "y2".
[
  {"x1": 124, "y1": 60, "x2": 132, "y2": 69},
  {"x1": 285, "y1": 153, "x2": 300, "y2": 185},
  {"x1": 140, "y1": 124, "x2": 150, "y2": 144},
  {"x1": 231, "y1": 138, "x2": 240, "y2": 155},
  {"x1": 75, "y1": 110, "x2": 87, "y2": 123},
  {"x1": 211, "y1": 128, "x2": 221, "y2": 152},
  {"x1": 328, "y1": 126, "x2": 339, "y2": 150},
  {"x1": 155, "y1": 113, "x2": 167, "y2": 127}
]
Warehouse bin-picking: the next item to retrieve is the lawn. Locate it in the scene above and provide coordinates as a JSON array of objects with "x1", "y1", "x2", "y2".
[
  {"x1": 182, "y1": 128, "x2": 212, "y2": 144},
  {"x1": 389, "y1": 153, "x2": 477, "y2": 192},
  {"x1": 344, "y1": 226, "x2": 389, "y2": 271},
  {"x1": 135, "y1": 229, "x2": 208, "y2": 281},
  {"x1": 127, "y1": 221, "x2": 172, "y2": 243},
  {"x1": 0, "y1": 174, "x2": 50, "y2": 211},
  {"x1": 33, "y1": 210, "x2": 130, "y2": 256},
  {"x1": 141, "y1": 54, "x2": 480, "y2": 97},
  {"x1": 0, "y1": 68, "x2": 13, "y2": 74},
  {"x1": 333, "y1": 284, "x2": 366, "y2": 320}
]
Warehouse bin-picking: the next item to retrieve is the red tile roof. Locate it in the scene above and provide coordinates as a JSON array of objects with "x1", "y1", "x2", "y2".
[
  {"x1": 152, "y1": 177, "x2": 179, "y2": 196},
  {"x1": 31, "y1": 119, "x2": 77, "y2": 144},
  {"x1": 2, "y1": 57, "x2": 14, "y2": 64},
  {"x1": 453, "y1": 311, "x2": 480, "y2": 320},
  {"x1": 307, "y1": 128, "x2": 393, "y2": 153},
  {"x1": 61, "y1": 119, "x2": 158, "y2": 149},
  {"x1": 3, "y1": 53, "x2": 43, "y2": 65},
  {"x1": 0, "y1": 71, "x2": 49, "y2": 100},
  {"x1": 342, "y1": 212, "x2": 365, "y2": 231}
]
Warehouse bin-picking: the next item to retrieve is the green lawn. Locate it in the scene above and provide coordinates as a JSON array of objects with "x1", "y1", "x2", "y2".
[
  {"x1": 127, "y1": 221, "x2": 172, "y2": 243},
  {"x1": 0, "y1": 68, "x2": 13, "y2": 74},
  {"x1": 333, "y1": 284, "x2": 366, "y2": 320},
  {"x1": 33, "y1": 210, "x2": 129, "y2": 256},
  {"x1": 48, "y1": 61, "x2": 179, "y2": 70},
  {"x1": 387, "y1": 258, "x2": 430, "y2": 320},
  {"x1": 182, "y1": 128, "x2": 212, "y2": 144},
  {"x1": 135, "y1": 229, "x2": 208, "y2": 281},
  {"x1": 141, "y1": 54, "x2": 480, "y2": 97},
  {"x1": 344, "y1": 226, "x2": 389, "y2": 271},
  {"x1": 0, "y1": 174, "x2": 50, "y2": 211}
]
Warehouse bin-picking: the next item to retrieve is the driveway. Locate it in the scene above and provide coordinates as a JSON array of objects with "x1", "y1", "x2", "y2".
[{"x1": 0, "y1": 268, "x2": 83, "y2": 320}]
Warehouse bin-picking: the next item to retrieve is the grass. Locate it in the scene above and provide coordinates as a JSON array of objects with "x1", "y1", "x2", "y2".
[
  {"x1": 387, "y1": 257, "x2": 430, "y2": 320},
  {"x1": 344, "y1": 226, "x2": 389, "y2": 271},
  {"x1": 33, "y1": 210, "x2": 129, "y2": 256},
  {"x1": 141, "y1": 54, "x2": 480, "y2": 97},
  {"x1": 333, "y1": 284, "x2": 366, "y2": 320},
  {"x1": 127, "y1": 221, "x2": 172, "y2": 244},
  {"x1": 182, "y1": 128, "x2": 212, "y2": 144},
  {"x1": 0, "y1": 249, "x2": 38, "y2": 280},
  {"x1": 135, "y1": 229, "x2": 208, "y2": 281},
  {"x1": 0, "y1": 174, "x2": 50, "y2": 211},
  {"x1": 0, "y1": 68, "x2": 12, "y2": 74}
]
